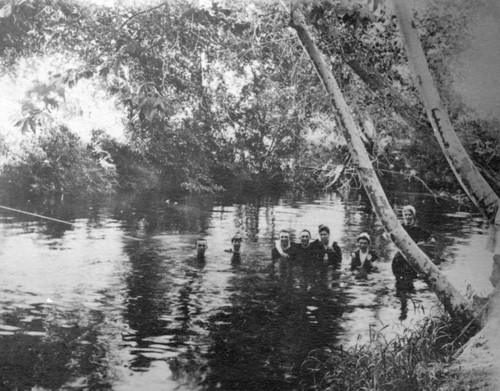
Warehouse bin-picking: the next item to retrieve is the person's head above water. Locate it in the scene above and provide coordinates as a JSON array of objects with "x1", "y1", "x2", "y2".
[
  {"x1": 279, "y1": 230, "x2": 291, "y2": 248},
  {"x1": 196, "y1": 238, "x2": 208, "y2": 258},
  {"x1": 402, "y1": 205, "x2": 416, "y2": 226},
  {"x1": 231, "y1": 234, "x2": 242, "y2": 253},
  {"x1": 357, "y1": 232, "x2": 371, "y2": 251},
  {"x1": 318, "y1": 224, "x2": 330, "y2": 244},
  {"x1": 300, "y1": 229, "x2": 311, "y2": 248}
]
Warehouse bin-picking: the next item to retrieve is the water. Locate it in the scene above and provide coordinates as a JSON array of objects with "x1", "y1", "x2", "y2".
[{"x1": 0, "y1": 191, "x2": 495, "y2": 390}]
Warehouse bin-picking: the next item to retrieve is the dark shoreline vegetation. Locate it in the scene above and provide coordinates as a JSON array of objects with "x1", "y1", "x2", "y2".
[{"x1": 0, "y1": 122, "x2": 481, "y2": 204}]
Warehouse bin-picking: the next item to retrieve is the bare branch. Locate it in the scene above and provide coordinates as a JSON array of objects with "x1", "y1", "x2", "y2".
[{"x1": 119, "y1": 1, "x2": 170, "y2": 30}]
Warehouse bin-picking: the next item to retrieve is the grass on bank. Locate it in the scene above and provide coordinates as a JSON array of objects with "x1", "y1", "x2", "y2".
[{"x1": 300, "y1": 309, "x2": 480, "y2": 391}]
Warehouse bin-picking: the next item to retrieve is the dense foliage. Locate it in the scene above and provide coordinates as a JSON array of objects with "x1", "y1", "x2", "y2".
[
  {"x1": 0, "y1": 0, "x2": 498, "y2": 199},
  {"x1": 0, "y1": 126, "x2": 118, "y2": 200},
  {"x1": 300, "y1": 312, "x2": 479, "y2": 391}
]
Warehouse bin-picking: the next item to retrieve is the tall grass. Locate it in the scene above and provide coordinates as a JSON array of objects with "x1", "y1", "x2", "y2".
[{"x1": 300, "y1": 311, "x2": 479, "y2": 391}]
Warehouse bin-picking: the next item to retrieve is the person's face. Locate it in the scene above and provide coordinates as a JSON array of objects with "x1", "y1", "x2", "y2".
[
  {"x1": 300, "y1": 231, "x2": 310, "y2": 247},
  {"x1": 403, "y1": 211, "x2": 415, "y2": 225},
  {"x1": 358, "y1": 238, "x2": 369, "y2": 251},
  {"x1": 319, "y1": 231, "x2": 329, "y2": 244},
  {"x1": 232, "y1": 238, "x2": 242, "y2": 252},
  {"x1": 196, "y1": 241, "x2": 207, "y2": 257},
  {"x1": 280, "y1": 233, "x2": 290, "y2": 248}
]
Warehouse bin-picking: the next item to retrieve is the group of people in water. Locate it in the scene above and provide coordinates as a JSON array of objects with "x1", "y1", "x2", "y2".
[
  {"x1": 192, "y1": 204, "x2": 434, "y2": 321},
  {"x1": 193, "y1": 204, "x2": 434, "y2": 285},
  {"x1": 272, "y1": 224, "x2": 342, "y2": 263},
  {"x1": 271, "y1": 224, "x2": 379, "y2": 276}
]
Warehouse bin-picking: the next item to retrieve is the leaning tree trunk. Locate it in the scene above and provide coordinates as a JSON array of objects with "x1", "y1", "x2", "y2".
[
  {"x1": 391, "y1": 0, "x2": 500, "y2": 225},
  {"x1": 289, "y1": 4, "x2": 474, "y2": 320},
  {"x1": 345, "y1": 59, "x2": 500, "y2": 197}
]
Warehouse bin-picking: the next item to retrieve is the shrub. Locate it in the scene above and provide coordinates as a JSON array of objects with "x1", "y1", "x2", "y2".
[
  {"x1": 0, "y1": 126, "x2": 117, "y2": 199},
  {"x1": 300, "y1": 313, "x2": 478, "y2": 391}
]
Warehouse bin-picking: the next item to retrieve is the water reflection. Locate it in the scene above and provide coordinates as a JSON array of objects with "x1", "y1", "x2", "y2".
[
  {"x1": 0, "y1": 303, "x2": 112, "y2": 389},
  {"x1": 113, "y1": 193, "x2": 214, "y2": 235},
  {"x1": 0, "y1": 191, "x2": 494, "y2": 390},
  {"x1": 123, "y1": 241, "x2": 172, "y2": 351},
  {"x1": 202, "y1": 257, "x2": 348, "y2": 390}
]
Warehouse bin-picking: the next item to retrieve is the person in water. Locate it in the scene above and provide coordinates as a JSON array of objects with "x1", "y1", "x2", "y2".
[
  {"x1": 271, "y1": 230, "x2": 296, "y2": 260},
  {"x1": 295, "y1": 229, "x2": 317, "y2": 261},
  {"x1": 350, "y1": 232, "x2": 379, "y2": 274},
  {"x1": 313, "y1": 224, "x2": 342, "y2": 265},
  {"x1": 402, "y1": 205, "x2": 435, "y2": 245},
  {"x1": 226, "y1": 234, "x2": 242, "y2": 262},
  {"x1": 196, "y1": 238, "x2": 208, "y2": 260},
  {"x1": 391, "y1": 205, "x2": 435, "y2": 319},
  {"x1": 225, "y1": 234, "x2": 242, "y2": 254},
  {"x1": 392, "y1": 205, "x2": 435, "y2": 281}
]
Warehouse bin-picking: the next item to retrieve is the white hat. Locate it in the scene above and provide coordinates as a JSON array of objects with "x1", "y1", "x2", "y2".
[
  {"x1": 357, "y1": 232, "x2": 371, "y2": 243},
  {"x1": 402, "y1": 205, "x2": 416, "y2": 216}
]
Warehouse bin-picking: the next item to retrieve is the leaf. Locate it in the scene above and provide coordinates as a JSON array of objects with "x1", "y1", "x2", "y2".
[
  {"x1": 138, "y1": 97, "x2": 157, "y2": 121},
  {"x1": 14, "y1": 117, "x2": 35, "y2": 134},
  {"x1": 21, "y1": 100, "x2": 37, "y2": 112},
  {"x1": 122, "y1": 41, "x2": 140, "y2": 55},
  {"x1": 78, "y1": 69, "x2": 93, "y2": 79},
  {"x1": 156, "y1": 96, "x2": 171, "y2": 111},
  {"x1": 43, "y1": 96, "x2": 59, "y2": 110},
  {"x1": 0, "y1": 3, "x2": 12, "y2": 19},
  {"x1": 99, "y1": 66, "x2": 110, "y2": 77}
]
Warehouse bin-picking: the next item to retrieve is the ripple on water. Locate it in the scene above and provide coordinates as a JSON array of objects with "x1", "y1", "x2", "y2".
[{"x1": 0, "y1": 192, "x2": 494, "y2": 391}]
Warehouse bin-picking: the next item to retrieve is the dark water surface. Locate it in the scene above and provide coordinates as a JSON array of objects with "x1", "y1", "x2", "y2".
[{"x1": 0, "y1": 191, "x2": 495, "y2": 390}]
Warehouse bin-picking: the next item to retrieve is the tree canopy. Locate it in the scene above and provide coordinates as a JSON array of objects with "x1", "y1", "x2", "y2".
[{"x1": 0, "y1": 0, "x2": 498, "y2": 200}]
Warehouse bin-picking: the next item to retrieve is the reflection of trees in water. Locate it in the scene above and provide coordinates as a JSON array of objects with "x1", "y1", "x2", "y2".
[
  {"x1": 202, "y1": 259, "x2": 348, "y2": 390},
  {"x1": 122, "y1": 239, "x2": 209, "y2": 378},
  {"x1": 122, "y1": 241, "x2": 171, "y2": 353},
  {"x1": 167, "y1": 258, "x2": 209, "y2": 387},
  {"x1": 233, "y1": 203, "x2": 261, "y2": 243},
  {"x1": 231, "y1": 200, "x2": 278, "y2": 243},
  {"x1": 172, "y1": 257, "x2": 207, "y2": 341},
  {"x1": 114, "y1": 193, "x2": 214, "y2": 236},
  {"x1": 0, "y1": 304, "x2": 111, "y2": 390}
]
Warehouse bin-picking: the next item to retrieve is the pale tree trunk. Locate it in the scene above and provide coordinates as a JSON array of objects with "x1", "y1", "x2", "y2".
[
  {"x1": 289, "y1": 4, "x2": 474, "y2": 320},
  {"x1": 391, "y1": 0, "x2": 500, "y2": 225},
  {"x1": 346, "y1": 59, "x2": 500, "y2": 197}
]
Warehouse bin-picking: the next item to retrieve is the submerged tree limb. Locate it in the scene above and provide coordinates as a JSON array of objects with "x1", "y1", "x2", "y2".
[
  {"x1": 289, "y1": 1, "x2": 474, "y2": 320},
  {"x1": 391, "y1": 0, "x2": 500, "y2": 224}
]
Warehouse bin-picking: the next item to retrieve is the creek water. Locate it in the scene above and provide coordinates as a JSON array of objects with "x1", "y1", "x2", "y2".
[{"x1": 0, "y1": 191, "x2": 495, "y2": 390}]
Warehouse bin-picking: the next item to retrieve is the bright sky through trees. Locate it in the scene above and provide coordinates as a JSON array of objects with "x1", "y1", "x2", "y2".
[{"x1": 0, "y1": 54, "x2": 126, "y2": 144}]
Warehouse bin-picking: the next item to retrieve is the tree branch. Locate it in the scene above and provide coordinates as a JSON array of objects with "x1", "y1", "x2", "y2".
[{"x1": 119, "y1": 1, "x2": 170, "y2": 30}]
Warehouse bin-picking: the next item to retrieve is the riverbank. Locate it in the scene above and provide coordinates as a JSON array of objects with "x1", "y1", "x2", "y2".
[
  {"x1": 301, "y1": 256, "x2": 500, "y2": 391},
  {"x1": 439, "y1": 262, "x2": 500, "y2": 391},
  {"x1": 300, "y1": 310, "x2": 480, "y2": 390}
]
